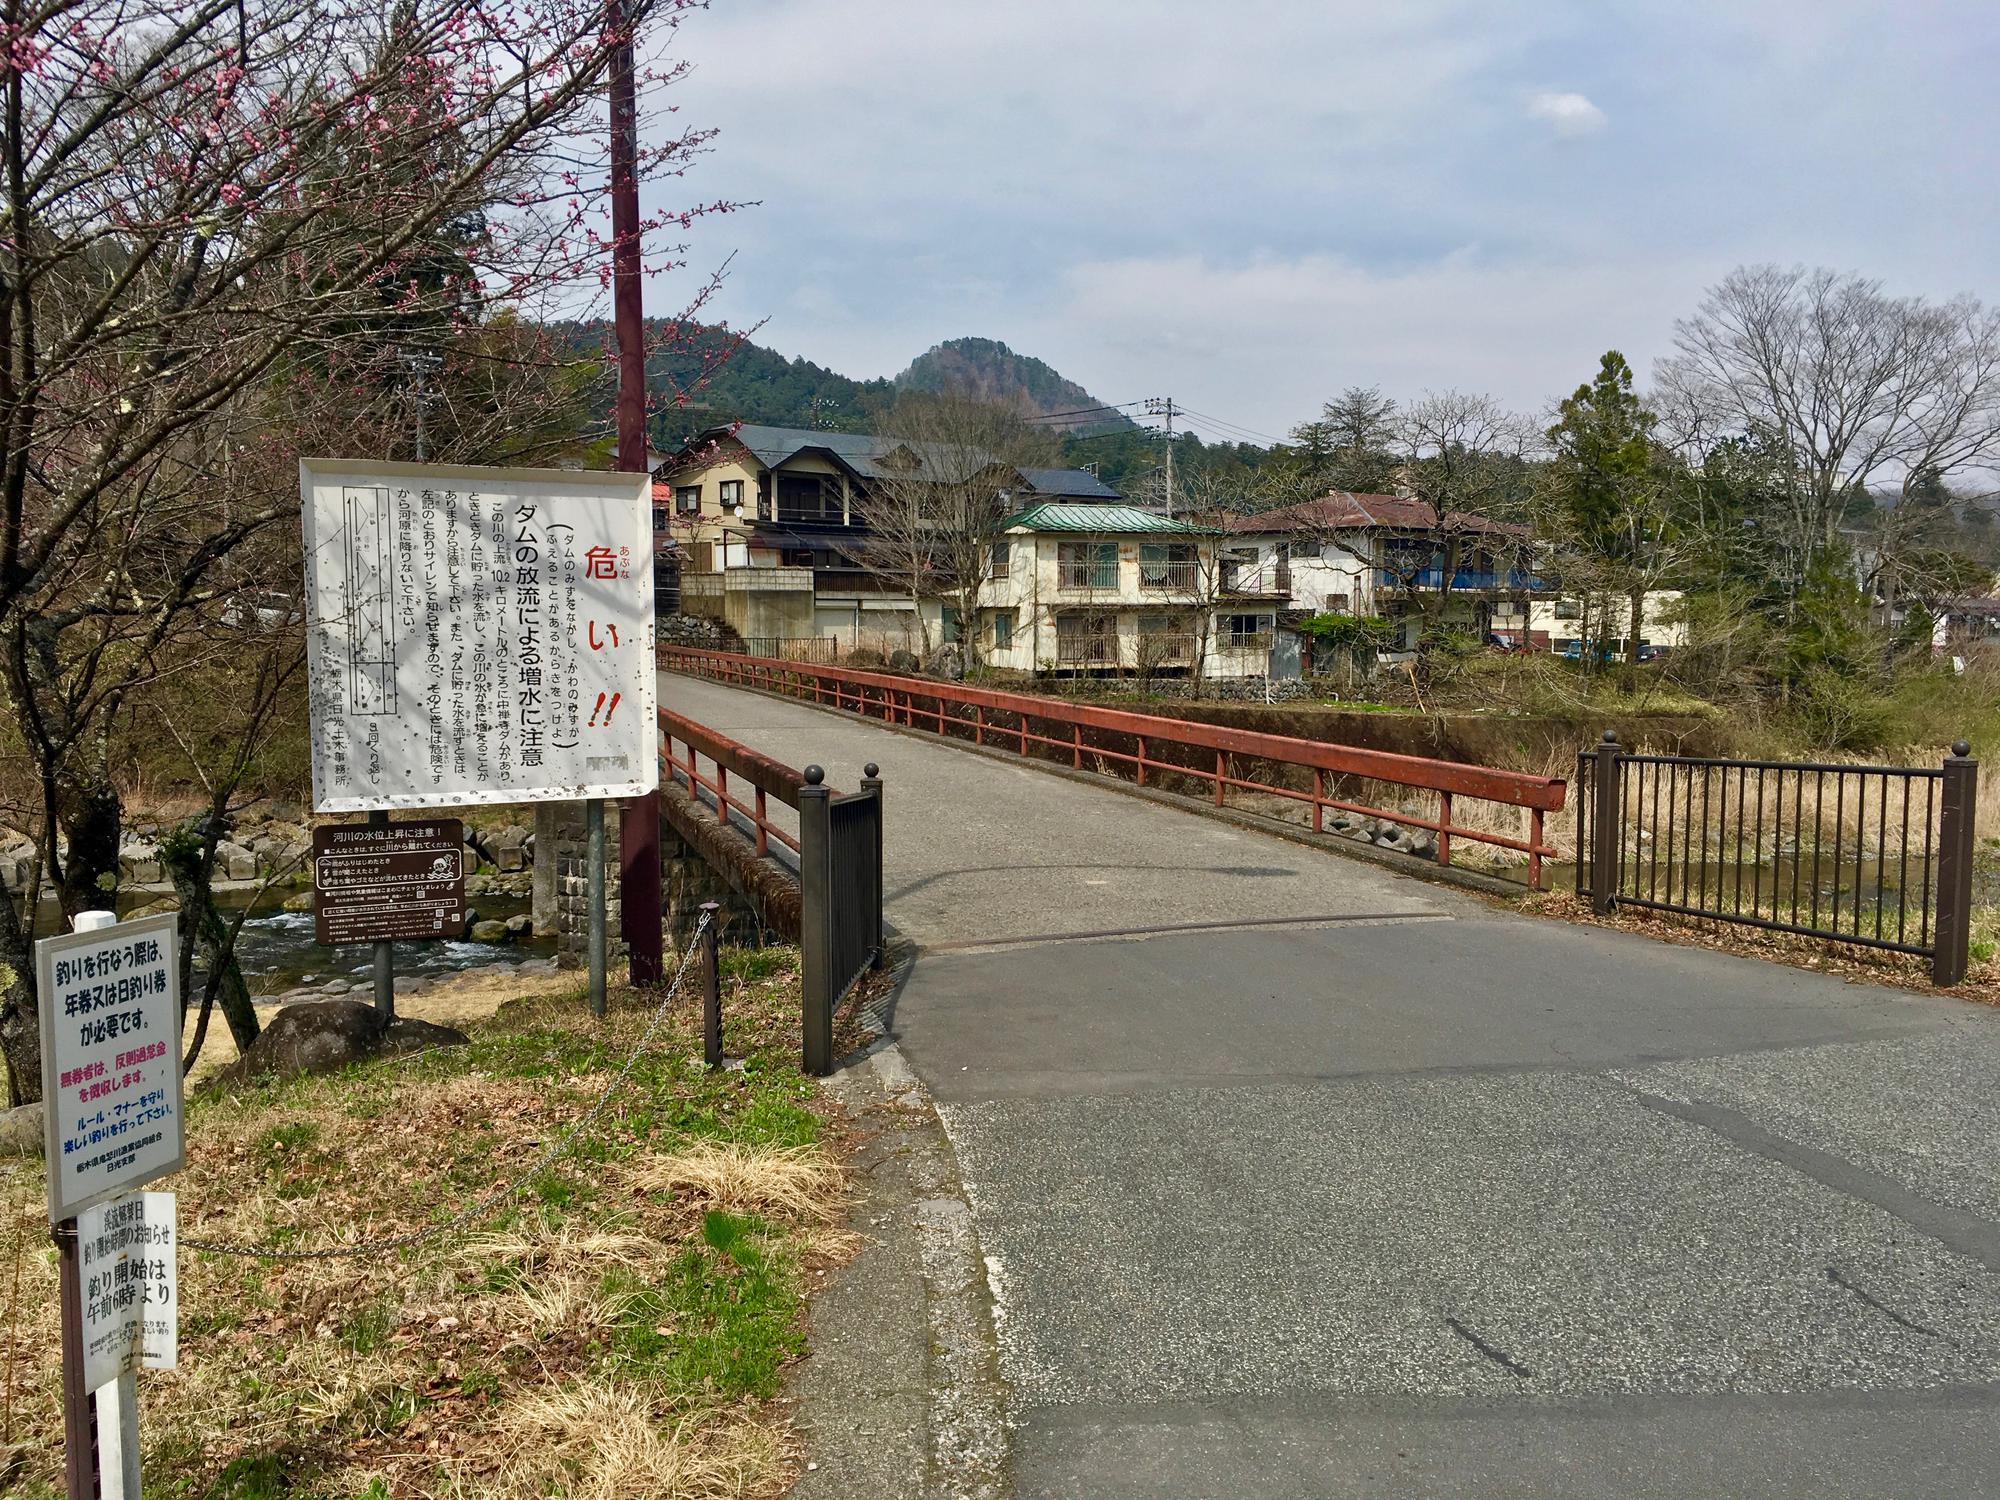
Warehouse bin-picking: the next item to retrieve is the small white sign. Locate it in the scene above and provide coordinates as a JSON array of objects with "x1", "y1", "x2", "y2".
[
  {"x1": 301, "y1": 458, "x2": 658, "y2": 812},
  {"x1": 37, "y1": 914, "x2": 185, "y2": 1223},
  {"x1": 77, "y1": 1190, "x2": 178, "y2": 1391}
]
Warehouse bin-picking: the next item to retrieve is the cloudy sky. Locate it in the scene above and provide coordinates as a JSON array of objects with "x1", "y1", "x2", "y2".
[{"x1": 644, "y1": 0, "x2": 2000, "y2": 439}]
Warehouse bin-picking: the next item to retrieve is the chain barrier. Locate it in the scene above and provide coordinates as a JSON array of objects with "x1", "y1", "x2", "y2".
[{"x1": 179, "y1": 908, "x2": 715, "y2": 1262}]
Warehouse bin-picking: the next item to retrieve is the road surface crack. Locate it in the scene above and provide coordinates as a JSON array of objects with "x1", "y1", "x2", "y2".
[{"x1": 1444, "y1": 1315, "x2": 1535, "y2": 1378}]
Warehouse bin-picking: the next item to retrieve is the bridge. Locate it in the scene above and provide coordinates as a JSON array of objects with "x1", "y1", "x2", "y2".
[{"x1": 662, "y1": 663, "x2": 2000, "y2": 1499}]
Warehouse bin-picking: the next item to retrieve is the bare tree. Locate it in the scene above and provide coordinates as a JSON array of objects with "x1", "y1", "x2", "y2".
[
  {"x1": 1289, "y1": 392, "x2": 1537, "y2": 670},
  {"x1": 845, "y1": 395, "x2": 1058, "y2": 671},
  {"x1": 1657, "y1": 265, "x2": 2000, "y2": 600}
]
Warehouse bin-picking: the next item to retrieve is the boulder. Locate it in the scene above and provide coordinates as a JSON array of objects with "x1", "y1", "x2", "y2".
[
  {"x1": 0, "y1": 853, "x2": 30, "y2": 894},
  {"x1": 124, "y1": 897, "x2": 179, "y2": 921},
  {"x1": 470, "y1": 919, "x2": 510, "y2": 943},
  {"x1": 393, "y1": 974, "x2": 428, "y2": 995},
  {"x1": 206, "y1": 1001, "x2": 468, "y2": 1088},
  {"x1": 282, "y1": 891, "x2": 314, "y2": 913},
  {"x1": 503, "y1": 913, "x2": 533, "y2": 938},
  {"x1": 887, "y1": 648, "x2": 919, "y2": 672},
  {"x1": 1373, "y1": 824, "x2": 1415, "y2": 853},
  {"x1": 216, "y1": 840, "x2": 258, "y2": 881},
  {"x1": 119, "y1": 844, "x2": 163, "y2": 884},
  {"x1": 0, "y1": 1102, "x2": 43, "y2": 1157}
]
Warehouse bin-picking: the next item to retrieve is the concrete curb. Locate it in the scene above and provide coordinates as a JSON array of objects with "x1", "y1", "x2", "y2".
[
  {"x1": 790, "y1": 1010, "x2": 1013, "y2": 1500},
  {"x1": 660, "y1": 667, "x2": 1537, "y2": 903}
]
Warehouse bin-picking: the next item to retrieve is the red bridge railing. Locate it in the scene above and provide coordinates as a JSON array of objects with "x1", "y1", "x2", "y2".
[{"x1": 660, "y1": 646, "x2": 1566, "y2": 889}]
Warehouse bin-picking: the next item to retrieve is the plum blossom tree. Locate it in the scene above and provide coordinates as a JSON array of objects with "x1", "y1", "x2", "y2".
[{"x1": 0, "y1": 0, "x2": 737, "y2": 1100}]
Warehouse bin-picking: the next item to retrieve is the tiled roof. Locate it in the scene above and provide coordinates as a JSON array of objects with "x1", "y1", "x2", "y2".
[
  {"x1": 1228, "y1": 492, "x2": 1524, "y2": 536},
  {"x1": 1016, "y1": 466, "x2": 1123, "y2": 501},
  {"x1": 999, "y1": 502, "x2": 1218, "y2": 534}
]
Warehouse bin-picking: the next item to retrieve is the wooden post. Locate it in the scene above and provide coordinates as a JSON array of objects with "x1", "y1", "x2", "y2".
[
  {"x1": 1934, "y1": 740, "x2": 1979, "y2": 986},
  {"x1": 700, "y1": 902, "x2": 722, "y2": 1068},
  {"x1": 1591, "y1": 730, "x2": 1622, "y2": 914}
]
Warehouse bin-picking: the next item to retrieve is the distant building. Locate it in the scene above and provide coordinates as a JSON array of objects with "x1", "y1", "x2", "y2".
[
  {"x1": 969, "y1": 503, "x2": 1283, "y2": 679},
  {"x1": 653, "y1": 422, "x2": 1121, "y2": 649}
]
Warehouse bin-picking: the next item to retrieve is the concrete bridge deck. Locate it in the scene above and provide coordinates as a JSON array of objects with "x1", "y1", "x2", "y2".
[{"x1": 664, "y1": 670, "x2": 2000, "y2": 1498}]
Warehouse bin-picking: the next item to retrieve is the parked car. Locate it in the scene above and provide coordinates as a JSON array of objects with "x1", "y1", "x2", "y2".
[{"x1": 1561, "y1": 638, "x2": 1615, "y2": 664}]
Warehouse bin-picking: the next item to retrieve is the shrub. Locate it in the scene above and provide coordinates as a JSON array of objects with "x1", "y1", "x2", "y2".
[{"x1": 1786, "y1": 666, "x2": 1895, "y2": 752}]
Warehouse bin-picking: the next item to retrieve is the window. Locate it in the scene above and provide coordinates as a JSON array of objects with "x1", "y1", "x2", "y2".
[
  {"x1": 781, "y1": 548, "x2": 815, "y2": 568},
  {"x1": 756, "y1": 480, "x2": 773, "y2": 521},
  {"x1": 1226, "y1": 612, "x2": 1273, "y2": 648},
  {"x1": 991, "y1": 611, "x2": 1014, "y2": 649},
  {"x1": 1056, "y1": 613, "x2": 1115, "y2": 664},
  {"x1": 941, "y1": 605, "x2": 960, "y2": 645},
  {"x1": 718, "y1": 479, "x2": 744, "y2": 511},
  {"x1": 1555, "y1": 599, "x2": 1582, "y2": 621},
  {"x1": 675, "y1": 484, "x2": 701, "y2": 515},
  {"x1": 651, "y1": 506, "x2": 667, "y2": 532},
  {"x1": 1220, "y1": 545, "x2": 1258, "y2": 592},
  {"x1": 777, "y1": 473, "x2": 841, "y2": 523},
  {"x1": 1325, "y1": 593, "x2": 1351, "y2": 615},
  {"x1": 1057, "y1": 541, "x2": 1117, "y2": 590},
  {"x1": 1139, "y1": 542, "x2": 1197, "y2": 590},
  {"x1": 989, "y1": 540, "x2": 1011, "y2": 579}
]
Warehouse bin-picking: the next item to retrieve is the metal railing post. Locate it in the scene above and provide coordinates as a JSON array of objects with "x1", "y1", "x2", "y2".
[
  {"x1": 700, "y1": 902, "x2": 722, "y2": 1068},
  {"x1": 1591, "y1": 730, "x2": 1622, "y2": 914},
  {"x1": 1933, "y1": 739, "x2": 1978, "y2": 987},
  {"x1": 860, "y1": 762, "x2": 885, "y2": 968},
  {"x1": 798, "y1": 766, "x2": 835, "y2": 1076}
]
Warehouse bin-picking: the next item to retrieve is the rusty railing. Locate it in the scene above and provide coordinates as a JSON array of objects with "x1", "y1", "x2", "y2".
[
  {"x1": 660, "y1": 645, "x2": 1567, "y2": 888},
  {"x1": 1576, "y1": 731, "x2": 1979, "y2": 985}
]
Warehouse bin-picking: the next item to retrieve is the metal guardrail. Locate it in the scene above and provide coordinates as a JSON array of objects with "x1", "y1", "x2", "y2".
[
  {"x1": 657, "y1": 707, "x2": 884, "y2": 1072},
  {"x1": 660, "y1": 645, "x2": 1567, "y2": 888},
  {"x1": 1576, "y1": 731, "x2": 1979, "y2": 985}
]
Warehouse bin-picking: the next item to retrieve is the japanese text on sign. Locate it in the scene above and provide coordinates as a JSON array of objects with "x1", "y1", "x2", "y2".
[
  {"x1": 78, "y1": 1190, "x2": 177, "y2": 1391},
  {"x1": 301, "y1": 459, "x2": 657, "y2": 812},
  {"x1": 37, "y1": 914, "x2": 185, "y2": 1223}
]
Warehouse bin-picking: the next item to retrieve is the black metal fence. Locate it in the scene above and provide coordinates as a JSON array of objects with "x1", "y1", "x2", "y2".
[
  {"x1": 797, "y1": 764, "x2": 884, "y2": 1074},
  {"x1": 1576, "y1": 732, "x2": 1979, "y2": 985}
]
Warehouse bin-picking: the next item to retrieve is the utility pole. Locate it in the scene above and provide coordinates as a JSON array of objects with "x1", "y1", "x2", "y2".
[
  {"x1": 608, "y1": 0, "x2": 663, "y2": 985},
  {"x1": 398, "y1": 349, "x2": 443, "y2": 463},
  {"x1": 1144, "y1": 395, "x2": 1178, "y2": 517}
]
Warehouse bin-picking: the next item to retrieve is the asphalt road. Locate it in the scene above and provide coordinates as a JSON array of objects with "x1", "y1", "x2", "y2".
[{"x1": 663, "y1": 670, "x2": 2000, "y2": 1497}]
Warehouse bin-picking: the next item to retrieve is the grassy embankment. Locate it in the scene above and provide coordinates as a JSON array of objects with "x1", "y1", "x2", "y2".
[{"x1": 0, "y1": 946, "x2": 845, "y2": 1500}]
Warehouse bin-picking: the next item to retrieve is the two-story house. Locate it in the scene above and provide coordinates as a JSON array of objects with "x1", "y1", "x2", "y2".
[
  {"x1": 1225, "y1": 492, "x2": 1541, "y2": 648},
  {"x1": 653, "y1": 422, "x2": 1122, "y2": 650},
  {"x1": 969, "y1": 503, "x2": 1287, "y2": 679}
]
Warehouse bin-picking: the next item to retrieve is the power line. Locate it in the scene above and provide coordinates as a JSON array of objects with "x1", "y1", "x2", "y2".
[
  {"x1": 1177, "y1": 406, "x2": 1286, "y2": 446},
  {"x1": 1026, "y1": 400, "x2": 1146, "y2": 422}
]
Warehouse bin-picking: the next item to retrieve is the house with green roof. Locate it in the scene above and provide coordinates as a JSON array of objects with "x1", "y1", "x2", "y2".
[
  {"x1": 971, "y1": 502, "x2": 1288, "y2": 678},
  {"x1": 652, "y1": 422, "x2": 1124, "y2": 647}
]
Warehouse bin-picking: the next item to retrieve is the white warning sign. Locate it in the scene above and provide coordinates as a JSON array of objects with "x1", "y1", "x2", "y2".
[{"x1": 301, "y1": 458, "x2": 658, "y2": 813}]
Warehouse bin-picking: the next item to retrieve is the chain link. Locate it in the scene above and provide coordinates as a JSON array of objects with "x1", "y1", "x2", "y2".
[{"x1": 180, "y1": 909, "x2": 716, "y2": 1262}]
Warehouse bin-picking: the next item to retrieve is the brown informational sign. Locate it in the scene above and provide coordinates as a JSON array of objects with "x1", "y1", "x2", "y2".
[{"x1": 312, "y1": 819, "x2": 466, "y2": 946}]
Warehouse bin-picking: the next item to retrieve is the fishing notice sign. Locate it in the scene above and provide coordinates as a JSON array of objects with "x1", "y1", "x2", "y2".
[
  {"x1": 301, "y1": 459, "x2": 658, "y2": 813},
  {"x1": 37, "y1": 914, "x2": 185, "y2": 1223}
]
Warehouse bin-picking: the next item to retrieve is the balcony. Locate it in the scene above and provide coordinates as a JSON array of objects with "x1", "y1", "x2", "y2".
[
  {"x1": 1055, "y1": 634, "x2": 1119, "y2": 668},
  {"x1": 1058, "y1": 563, "x2": 1120, "y2": 593},
  {"x1": 1136, "y1": 632, "x2": 1197, "y2": 664},
  {"x1": 1139, "y1": 560, "x2": 1199, "y2": 592},
  {"x1": 1219, "y1": 563, "x2": 1291, "y2": 600},
  {"x1": 1378, "y1": 567, "x2": 1543, "y2": 592}
]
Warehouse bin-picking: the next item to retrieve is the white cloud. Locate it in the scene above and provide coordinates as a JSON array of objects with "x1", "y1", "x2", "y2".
[{"x1": 1525, "y1": 91, "x2": 1608, "y2": 137}]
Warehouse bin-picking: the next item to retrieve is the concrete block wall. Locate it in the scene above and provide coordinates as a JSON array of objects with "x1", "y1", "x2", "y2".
[{"x1": 550, "y1": 798, "x2": 773, "y2": 966}]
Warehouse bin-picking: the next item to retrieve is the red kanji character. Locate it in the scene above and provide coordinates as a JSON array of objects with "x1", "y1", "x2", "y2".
[{"x1": 584, "y1": 546, "x2": 618, "y2": 580}]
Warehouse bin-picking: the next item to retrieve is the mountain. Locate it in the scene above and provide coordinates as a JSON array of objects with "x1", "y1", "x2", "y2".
[
  {"x1": 894, "y1": 338, "x2": 1135, "y2": 432},
  {"x1": 559, "y1": 322, "x2": 1135, "y2": 447}
]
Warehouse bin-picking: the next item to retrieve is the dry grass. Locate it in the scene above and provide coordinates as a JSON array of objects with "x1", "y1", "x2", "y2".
[
  {"x1": 632, "y1": 1144, "x2": 846, "y2": 1225},
  {"x1": 0, "y1": 945, "x2": 844, "y2": 1499}
]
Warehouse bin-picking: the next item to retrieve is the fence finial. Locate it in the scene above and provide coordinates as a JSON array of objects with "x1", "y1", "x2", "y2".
[
  {"x1": 1601, "y1": 728, "x2": 1619, "y2": 744},
  {"x1": 1951, "y1": 740, "x2": 1972, "y2": 758},
  {"x1": 804, "y1": 764, "x2": 825, "y2": 785},
  {"x1": 864, "y1": 762, "x2": 879, "y2": 778}
]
